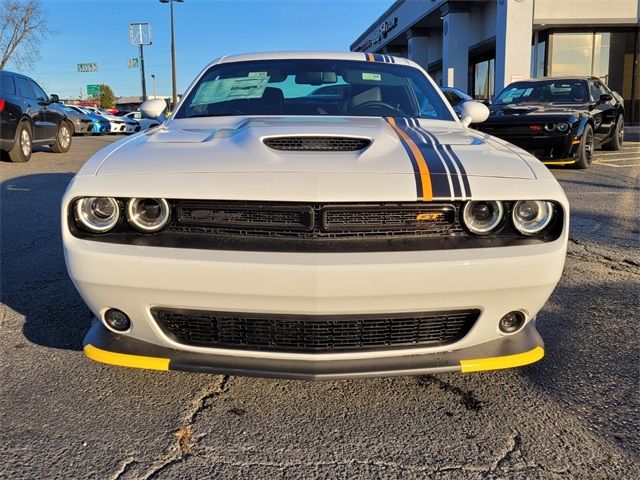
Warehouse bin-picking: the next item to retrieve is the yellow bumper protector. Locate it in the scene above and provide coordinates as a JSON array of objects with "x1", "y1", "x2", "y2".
[
  {"x1": 460, "y1": 346, "x2": 544, "y2": 373},
  {"x1": 543, "y1": 160, "x2": 576, "y2": 165},
  {"x1": 84, "y1": 344, "x2": 170, "y2": 371}
]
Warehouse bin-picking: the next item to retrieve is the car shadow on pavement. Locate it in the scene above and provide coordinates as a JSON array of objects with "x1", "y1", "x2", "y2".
[{"x1": 1, "y1": 173, "x2": 89, "y2": 352}]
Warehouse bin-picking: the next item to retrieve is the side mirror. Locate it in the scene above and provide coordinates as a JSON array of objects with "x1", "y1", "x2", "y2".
[
  {"x1": 599, "y1": 93, "x2": 613, "y2": 103},
  {"x1": 140, "y1": 98, "x2": 167, "y2": 120},
  {"x1": 459, "y1": 100, "x2": 490, "y2": 127},
  {"x1": 50, "y1": 94, "x2": 60, "y2": 103}
]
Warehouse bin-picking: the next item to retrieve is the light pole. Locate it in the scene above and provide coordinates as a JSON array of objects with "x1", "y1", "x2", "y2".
[
  {"x1": 160, "y1": 0, "x2": 183, "y2": 109},
  {"x1": 151, "y1": 74, "x2": 157, "y2": 99}
]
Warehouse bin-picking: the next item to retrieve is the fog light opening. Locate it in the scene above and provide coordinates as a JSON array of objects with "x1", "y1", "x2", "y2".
[
  {"x1": 499, "y1": 311, "x2": 525, "y2": 334},
  {"x1": 104, "y1": 309, "x2": 131, "y2": 332}
]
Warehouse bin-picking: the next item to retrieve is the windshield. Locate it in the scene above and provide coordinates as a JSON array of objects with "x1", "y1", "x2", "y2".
[
  {"x1": 175, "y1": 59, "x2": 454, "y2": 120},
  {"x1": 494, "y1": 80, "x2": 589, "y2": 105}
]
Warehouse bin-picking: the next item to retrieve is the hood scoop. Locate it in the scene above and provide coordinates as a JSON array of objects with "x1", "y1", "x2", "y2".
[{"x1": 263, "y1": 136, "x2": 371, "y2": 152}]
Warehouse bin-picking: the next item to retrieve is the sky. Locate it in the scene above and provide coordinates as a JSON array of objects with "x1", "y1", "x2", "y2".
[{"x1": 13, "y1": 0, "x2": 391, "y2": 99}]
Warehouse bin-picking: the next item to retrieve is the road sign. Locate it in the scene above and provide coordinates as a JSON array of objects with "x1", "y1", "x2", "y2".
[
  {"x1": 77, "y1": 63, "x2": 98, "y2": 73},
  {"x1": 87, "y1": 84, "x2": 100, "y2": 97},
  {"x1": 127, "y1": 58, "x2": 139, "y2": 68}
]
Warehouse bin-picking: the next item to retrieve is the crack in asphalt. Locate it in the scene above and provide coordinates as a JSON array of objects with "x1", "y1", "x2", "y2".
[
  {"x1": 108, "y1": 457, "x2": 138, "y2": 480},
  {"x1": 567, "y1": 237, "x2": 640, "y2": 274},
  {"x1": 136, "y1": 375, "x2": 231, "y2": 480}
]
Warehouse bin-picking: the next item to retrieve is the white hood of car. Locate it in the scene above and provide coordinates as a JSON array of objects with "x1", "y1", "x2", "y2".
[{"x1": 94, "y1": 117, "x2": 536, "y2": 182}]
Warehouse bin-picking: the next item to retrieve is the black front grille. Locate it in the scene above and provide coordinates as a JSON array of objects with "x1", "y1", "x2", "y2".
[
  {"x1": 152, "y1": 308, "x2": 480, "y2": 353},
  {"x1": 264, "y1": 136, "x2": 371, "y2": 151},
  {"x1": 171, "y1": 202, "x2": 461, "y2": 239}
]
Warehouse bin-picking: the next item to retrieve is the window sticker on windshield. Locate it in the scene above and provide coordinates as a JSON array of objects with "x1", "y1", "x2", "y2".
[
  {"x1": 191, "y1": 76, "x2": 270, "y2": 105},
  {"x1": 362, "y1": 72, "x2": 381, "y2": 81},
  {"x1": 248, "y1": 72, "x2": 268, "y2": 78}
]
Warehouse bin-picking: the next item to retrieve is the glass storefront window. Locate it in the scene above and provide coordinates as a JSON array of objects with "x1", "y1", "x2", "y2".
[
  {"x1": 549, "y1": 32, "x2": 593, "y2": 76},
  {"x1": 473, "y1": 59, "x2": 494, "y2": 100}
]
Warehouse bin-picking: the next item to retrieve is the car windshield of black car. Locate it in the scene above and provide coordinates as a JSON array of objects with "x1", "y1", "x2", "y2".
[{"x1": 494, "y1": 80, "x2": 589, "y2": 105}]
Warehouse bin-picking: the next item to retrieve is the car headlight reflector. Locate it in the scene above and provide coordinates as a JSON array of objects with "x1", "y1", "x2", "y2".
[
  {"x1": 75, "y1": 197, "x2": 120, "y2": 233},
  {"x1": 512, "y1": 200, "x2": 554, "y2": 235},
  {"x1": 126, "y1": 198, "x2": 170, "y2": 232},
  {"x1": 556, "y1": 122, "x2": 569, "y2": 132},
  {"x1": 462, "y1": 201, "x2": 504, "y2": 235}
]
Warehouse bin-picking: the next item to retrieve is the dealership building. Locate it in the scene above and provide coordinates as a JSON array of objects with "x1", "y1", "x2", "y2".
[{"x1": 351, "y1": 0, "x2": 640, "y2": 124}]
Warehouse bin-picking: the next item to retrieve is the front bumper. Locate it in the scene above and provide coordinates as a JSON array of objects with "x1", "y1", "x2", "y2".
[
  {"x1": 482, "y1": 132, "x2": 581, "y2": 162},
  {"x1": 84, "y1": 319, "x2": 545, "y2": 379}
]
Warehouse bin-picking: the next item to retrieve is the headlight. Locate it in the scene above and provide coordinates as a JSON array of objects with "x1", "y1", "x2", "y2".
[
  {"x1": 462, "y1": 201, "x2": 504, "y2": 235},
  {"x1": 126, "y1": 198, "x2": 170, "y2": 232},
  {"x1": 512, "y1": 200, "x2": 554, "y2": 235},
  {"x1": 544, "y1": 123, "x2": 556, "y2": 132},
  {"x1": 74, "y1": 197, "x2": 120, "y2": 233},
  {"x1": 556, "y1": 122, "x2": 569, "y2": 132}
]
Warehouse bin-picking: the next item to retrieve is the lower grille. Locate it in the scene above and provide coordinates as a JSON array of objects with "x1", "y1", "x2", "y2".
[{"x1": 152, "y1": 308, "x2": 479, "y2": 353}]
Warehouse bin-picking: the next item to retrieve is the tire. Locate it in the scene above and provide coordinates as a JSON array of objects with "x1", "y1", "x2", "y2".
[
  {"x1": 50, "y1": 121, "x2": 72, "y2": 153},
  {"x1": 7, "y1": 122, "x2": 32, "y2": 163},
  {"x1": 603, "y1": 115, "x2": 624, "y2": 151},
  {"x1": 575, "y1": 124, "x2": 594, "y2": 169},
  {"x1": 69, "y1": 122, "x2": 76, "y2": 136}
]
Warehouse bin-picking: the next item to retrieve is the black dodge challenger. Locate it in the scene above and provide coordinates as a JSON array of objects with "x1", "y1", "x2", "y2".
[{"x1": 474, "y1": 77, "x2": 625, "y2": 169}]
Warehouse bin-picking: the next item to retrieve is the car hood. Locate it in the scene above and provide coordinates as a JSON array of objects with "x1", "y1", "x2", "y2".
[
  {"x1": 488, "y1": 103, "x2": 585, "y2": 118},
  {"x1": 94, "y1": 116, "x2": 536, "y2": 181}
]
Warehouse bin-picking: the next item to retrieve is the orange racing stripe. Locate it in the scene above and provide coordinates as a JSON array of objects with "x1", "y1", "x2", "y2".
[{"x1": 386, "y1": 117, "x2": 433, "y2": 200}]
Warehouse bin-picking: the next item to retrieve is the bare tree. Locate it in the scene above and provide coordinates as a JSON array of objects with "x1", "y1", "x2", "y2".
[{"x1": 0, "y1": 0, "x2": 49, "y2": 70}]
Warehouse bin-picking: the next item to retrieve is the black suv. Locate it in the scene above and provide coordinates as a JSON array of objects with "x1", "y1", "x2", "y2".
[{"x1": 0, "y1": 71, "x2": 72, "y2": 162}]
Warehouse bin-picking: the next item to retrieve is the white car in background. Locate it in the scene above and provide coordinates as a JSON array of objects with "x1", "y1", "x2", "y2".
[
  {"x1": 62, "y1": 51, "x2": 569, "y2": 380},
  {"x1": 123, "y1": 111, "x2": 163, "y2": 131}
]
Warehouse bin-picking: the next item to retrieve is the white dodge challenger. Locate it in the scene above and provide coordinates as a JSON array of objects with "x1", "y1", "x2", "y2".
[{"x1": 62, "y1": 52, "x2": 568, "y2": 379}]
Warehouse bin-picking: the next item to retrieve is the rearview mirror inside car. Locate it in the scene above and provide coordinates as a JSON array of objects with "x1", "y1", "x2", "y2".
[{"x1": 459, "y1": 100, "x2": 490, "y2": 127}]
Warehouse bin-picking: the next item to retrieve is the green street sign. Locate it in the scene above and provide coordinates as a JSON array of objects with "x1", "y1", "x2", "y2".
[
  {"x1": 77, "y1": 63, "x2": 98, "y2": 73},
  {"x1": 127, "y1": 58, "x2": 139, "y2": 68},
  {"x1": 87, "y1": 84, "x2": 100, "y2": 97}
]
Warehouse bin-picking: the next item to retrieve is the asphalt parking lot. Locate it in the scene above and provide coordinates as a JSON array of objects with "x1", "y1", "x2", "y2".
[{"x1": 1, "y1": 133, "x2": 638, "y2": 479}]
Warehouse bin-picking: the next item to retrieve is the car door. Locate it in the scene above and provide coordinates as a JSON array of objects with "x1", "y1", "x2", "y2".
[
  {"x1": 14, "y1": 76, "x2": 47, "y2": 141},
  {"x1": 29, "y1": 80, "x2": 60, "y2": 139},
  {"x1": 589, "y1": 80, "x2": 614, "y2": 146}
]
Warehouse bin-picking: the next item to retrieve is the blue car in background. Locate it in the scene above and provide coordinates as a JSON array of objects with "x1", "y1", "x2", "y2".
[{"x1": 65, "y1": 105, "x2": 110, "y2": 135}]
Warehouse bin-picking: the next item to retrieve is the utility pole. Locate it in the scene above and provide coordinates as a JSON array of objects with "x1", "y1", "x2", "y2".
[
  {"x1": 151, "y1": 74, "x2": 157, "y2": 99},
  {"x1": 129, "y1": 23, "x2": 152, "y2": 102},
  {"x1": 160, "y1": 0, "x2": 183, "y2": 109}
]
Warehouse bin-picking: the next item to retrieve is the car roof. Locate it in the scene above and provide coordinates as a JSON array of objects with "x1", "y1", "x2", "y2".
[
  {"x1": 511, "y1": 76, "x2": 595, "y2": 83},
  {"x1": 214, "y1": 51, "x2": 414, "y2": 67}
]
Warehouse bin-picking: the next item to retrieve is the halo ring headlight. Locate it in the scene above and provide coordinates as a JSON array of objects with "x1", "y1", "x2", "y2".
[
  {"x1": 556, "y1": 122, "x2": 570, "y2": 132},
  {"x1": 462, "y1": 201, "x2": 504, "y2": 235},
  {"x1": 127, "y1": 198, "x2": 171, "y2": 232},
  {"x1": 75, "y1": 197, "x2": 120, "y2": 233},
  {"x1": 512, "y1": 200, "x2": 554, "y2": 235}
]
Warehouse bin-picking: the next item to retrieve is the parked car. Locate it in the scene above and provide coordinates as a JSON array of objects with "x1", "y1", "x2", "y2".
[
  {"x1": 123, "y1": 117, "x2": 141, "y2": 134},
  {"x1": 0, "y1": 70, "x2": 72, "y2": 162},
  {"x1": 82, "y1": 106, "x2": 127, "y2": 134},
  {"x1": 441, "y1": 86, "x2": 473, "y2": 116},
  {"x1": 65, "y1": 105, "x2": 110, "y2": 135},
  {"x1": 64, "y1": 52, "x2": 568, "y2": 379},
  {"x1": 61, "y1": 105, "x2": 94, "y2": 135},
  {"x1": 122, "y1": 111, "x2": 163, "y2": 130},
  {"x1": 474, "y1": 77, "x2": 625, "y2": 169}
]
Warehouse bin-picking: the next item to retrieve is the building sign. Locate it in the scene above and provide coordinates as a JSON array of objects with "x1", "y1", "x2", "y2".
[
  {"x1": 77, "y1": 63, "x2": 98, "y2": 73},
  {"x1": 127, "y1": 58, "x2": 139, "y2": 68},
  {"x1": 355, "y1": 16, "x2": 398, "y2": 52},
  {"x1": 87, "y1": 84, "x2": 100, "y2": 97}
]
